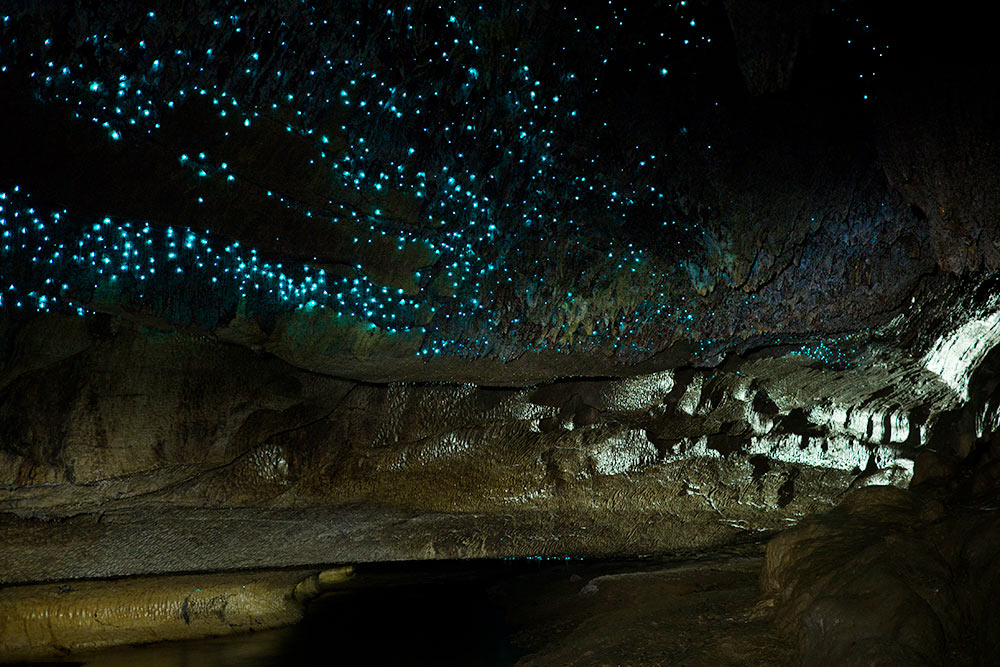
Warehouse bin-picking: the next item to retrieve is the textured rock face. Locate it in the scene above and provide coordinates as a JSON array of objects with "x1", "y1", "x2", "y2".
[
  {"x1": 762, "y1": 392, "x2": 1000, "y2": 665},
  {"x1": 762, "y1": 486, "x2": 1000, "y2": 664},
  {"x1": 0, "y1": 313, "x2": 866, "y2": 580},
  {"x1": 2, "y1": 274, "x2": 995, "y2": 582}
]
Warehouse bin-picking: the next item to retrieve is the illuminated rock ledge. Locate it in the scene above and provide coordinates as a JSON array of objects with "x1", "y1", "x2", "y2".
[{"x1": 0, "y1": 567, "x2": 352, "y2": 662}]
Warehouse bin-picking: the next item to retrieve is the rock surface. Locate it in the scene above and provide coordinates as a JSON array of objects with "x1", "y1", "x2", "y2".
[
  {"x1": 763, "y1": 454, "x2": 1000, "y2": 664},
  {"x1": 506, "y1": 557, "x2": 792, "y2": 666},
  {"x1": 0, "y1": 308, "x2": 940, "y2": 582},
  {"x1": 0, "y1": 568, "x2": 318, "y2": 662}
]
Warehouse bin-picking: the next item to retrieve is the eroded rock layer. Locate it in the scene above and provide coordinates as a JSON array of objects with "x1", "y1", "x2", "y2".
[{"x1": 3, "y1": 270, "x2": 999, "y2": 582}]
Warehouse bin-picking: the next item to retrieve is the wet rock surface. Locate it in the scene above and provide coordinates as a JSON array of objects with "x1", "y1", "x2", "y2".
[
  {"x1": 2, "y1": 270, "x2": 998, "y2": 583},
  {"x1": 0, "y1": 568, "x2": 319, "y2": 663},
  {"x1": 0, "y1": 308, "x2": 936, "y2": 582}
]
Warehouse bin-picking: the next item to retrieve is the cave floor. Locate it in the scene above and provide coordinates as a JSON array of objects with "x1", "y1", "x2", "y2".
[{"x1": 22, "y1": 553, "x2": 795, "y2": 666}]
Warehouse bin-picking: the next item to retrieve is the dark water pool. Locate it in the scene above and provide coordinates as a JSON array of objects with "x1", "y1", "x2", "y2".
[
  {"x1": 34, "y1": 558, "x2": 635, "y2": 667},
  {"x1": 280, "y1": 560, "x2": 532, "y2": 666}
]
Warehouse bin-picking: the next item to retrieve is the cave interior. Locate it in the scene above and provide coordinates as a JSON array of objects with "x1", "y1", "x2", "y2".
[{"x1": 2, "y1": 0, "x2": 1000, "y2": 664}]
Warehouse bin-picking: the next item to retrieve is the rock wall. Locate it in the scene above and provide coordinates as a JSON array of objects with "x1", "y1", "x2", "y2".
[{"x1": 4, "y1": 270, "x2": 996, "y2": 581}]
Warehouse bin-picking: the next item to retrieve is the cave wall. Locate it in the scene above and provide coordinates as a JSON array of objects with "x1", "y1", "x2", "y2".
[{"x1": 5, "y1": 273, "x2": 994, "y2": 582}]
